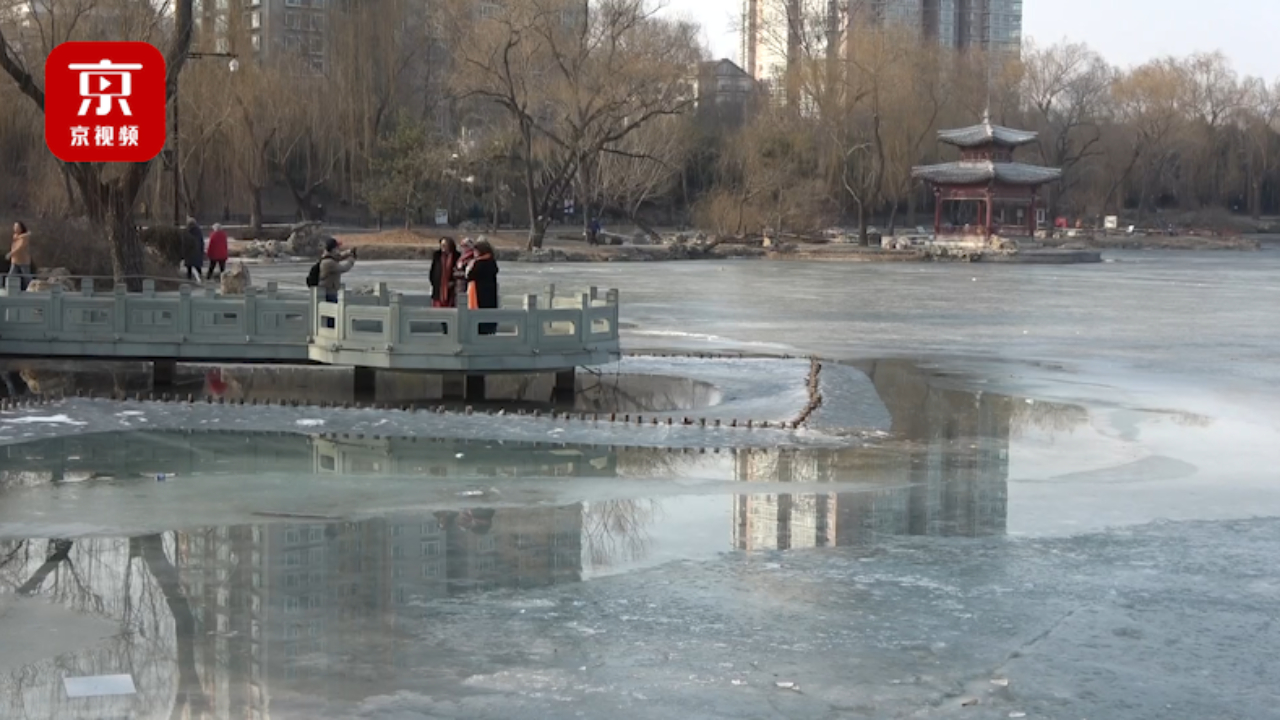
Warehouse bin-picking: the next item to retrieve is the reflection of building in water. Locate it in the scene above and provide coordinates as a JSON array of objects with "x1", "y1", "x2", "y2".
[
  {"x1": 176, "y1": 506, "x2": 583, "y2": 715},
  {"x1": 734, "y1": 360, "x2": 1012, "y2": 550}
]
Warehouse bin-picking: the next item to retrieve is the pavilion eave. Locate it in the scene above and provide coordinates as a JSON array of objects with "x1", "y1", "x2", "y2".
[{"x1": 911, "y1": 160, "x2": 1063, "y2": 187}]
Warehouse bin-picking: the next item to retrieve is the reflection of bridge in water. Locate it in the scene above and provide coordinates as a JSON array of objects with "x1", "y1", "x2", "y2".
[{"x1": 0, "y1": 360, "x2": 1088, "y2": 718}]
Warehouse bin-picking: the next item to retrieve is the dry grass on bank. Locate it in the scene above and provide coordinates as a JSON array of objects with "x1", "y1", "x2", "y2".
[{"x1": 330, "y1": 228, "x2": 618, "y2": 260}]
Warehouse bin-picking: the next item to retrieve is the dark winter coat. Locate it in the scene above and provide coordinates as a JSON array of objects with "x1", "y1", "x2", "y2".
[
  {"x1": 183, "y1": 223, "x2": 205, "y2": 265},
  {"x1": 429, "y1": 248, "x2": 458, "y2": 306},
  {"x1": 465, "y1": 254, "x2": 499, "y2": 310}
]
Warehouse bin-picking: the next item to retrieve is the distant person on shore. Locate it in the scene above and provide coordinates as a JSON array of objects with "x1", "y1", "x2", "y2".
[
  {"x1": 430, "y1": 237, "x2": 459, "y2": 308},
  {"x1": 183, "y1": 217, "x2": 205, "y2": 282},
  {"x1": 587, "y1": 217, "x2": 601, "y2": 245},
  {"x1": 317, "y1": 238, "x2": 356, "y2": 304},
  {"x1": 465, "y1": 239, "x2": 499, "y2": 335},
  {"x1": 6, "y1": 221, "x2": 32, "y2": 291},
  {"x1": 205, "y1": 223, "x2": 229, "y2": 279}
]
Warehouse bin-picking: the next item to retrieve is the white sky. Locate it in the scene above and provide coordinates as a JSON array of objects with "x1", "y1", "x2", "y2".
[{"x1": 669, "y1": 0, "x2": 1280, "y2": 81}]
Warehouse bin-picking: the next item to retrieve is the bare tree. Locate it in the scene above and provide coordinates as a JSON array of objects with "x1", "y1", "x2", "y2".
[
  {"x1": 591, "y1": 114, "x2": 694, "y2": 238},
  {"x1": 0, "y1": 0, "x2": 197, "y2": 288},
  {"x1": 1020, "y1": 40, "x2": 1114, "y2": 217},
  {"x1": 448, "y1": 0, "x2": 702, "y2": 249}
]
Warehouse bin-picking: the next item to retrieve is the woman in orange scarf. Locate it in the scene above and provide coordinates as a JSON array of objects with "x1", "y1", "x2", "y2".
[{"x1": 464, "y1": 240, "x2": 499, "y2": 335}]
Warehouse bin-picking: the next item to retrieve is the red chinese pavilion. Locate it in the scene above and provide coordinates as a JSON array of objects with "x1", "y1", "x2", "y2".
[{"x1": 912, "y1": 113, "x2": 1061, "y2": 242}]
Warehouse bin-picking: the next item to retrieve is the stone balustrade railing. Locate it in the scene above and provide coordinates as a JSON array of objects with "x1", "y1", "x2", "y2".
[
  {"x1": 0, "y1": 279, "x2": 312, "y2": 360},
  {"x1": 0, "y1": 280, "x2": 621, "y2": 372},
  {"x1": 310, "y1": 283, "x2": 619, "y2": 371}
]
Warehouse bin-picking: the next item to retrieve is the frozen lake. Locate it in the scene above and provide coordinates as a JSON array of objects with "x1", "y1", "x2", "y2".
[{"x1": 2, "y1": 252, "x2": 1278, "y2": 719}]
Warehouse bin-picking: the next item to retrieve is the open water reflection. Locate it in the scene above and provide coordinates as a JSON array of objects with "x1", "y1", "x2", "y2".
[{"x1": 2, "y1": 359, "x2": 1259, "y2": 718}]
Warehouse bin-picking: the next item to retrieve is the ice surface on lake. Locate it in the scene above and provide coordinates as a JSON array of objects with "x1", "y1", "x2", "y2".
[{"x1": 4, "y1": 253, "x2": 1280, "y2": 719}]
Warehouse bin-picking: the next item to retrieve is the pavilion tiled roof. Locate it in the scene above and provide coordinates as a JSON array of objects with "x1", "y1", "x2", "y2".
[
  {"x1": 911, "y1": 160, "x2": 1063, "y2": 186},
  {"x1": 937, "y1": 122, "x2": 1039, "y2": 148}
]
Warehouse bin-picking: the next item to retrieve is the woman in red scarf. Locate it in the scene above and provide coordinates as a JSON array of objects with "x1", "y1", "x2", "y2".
[{"x1": 429, "y1": 237, "x2": 458, "y2": 307}]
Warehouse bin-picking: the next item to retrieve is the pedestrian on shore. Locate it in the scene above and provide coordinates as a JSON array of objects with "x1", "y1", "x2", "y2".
[
  {"x1": 183, "y1": 217, "x2": 205, "y2": 282},
  {"x1": 6, "y1": 221, "x2": 33, "y2": 291},
  {"x1": 430, "y1": 237, "x2": 459, "y2": 308},
  {"x1": 588, "y1": 217, "x2": 601, "y2": 245},
  {"x1": 318, "y1": 238, "x2": 356, "y2": 304},
  {"x1": 465, "y1": 239, "x2": 499, "y2": 335},
  {"x1": 205, "y1": 223, "x2": 229, "y2": 279}
]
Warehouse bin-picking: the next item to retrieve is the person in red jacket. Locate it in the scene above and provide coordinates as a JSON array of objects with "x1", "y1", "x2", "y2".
[{"x1": 205, "y1": 223, "x2": 229, "y2": 279}]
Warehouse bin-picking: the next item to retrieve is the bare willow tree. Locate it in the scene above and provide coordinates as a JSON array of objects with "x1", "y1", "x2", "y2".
[
  {"x1": 0, "y1": 0, "x2": 196, "y2": 288},
  {"x1": 447, "y1": 0, "x2": 702, "y2": 249},
  {"x1": 227, "y1": 63, "x2": 289, "y2": 233},
  {"x1": 327, "y1": 0, "x2": 443, "y2": 210},
  {"x1": 1019, "y1": 40, "x2": 1114, "y2": 217},
  {"x1": 590, "y1": 114, "x2": 695, "y2": 238}
]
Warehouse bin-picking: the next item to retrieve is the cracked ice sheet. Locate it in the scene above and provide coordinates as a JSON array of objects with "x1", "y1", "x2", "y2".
[{"x1": 250, "y1": 519, "x2": 1280, "y2": 720}]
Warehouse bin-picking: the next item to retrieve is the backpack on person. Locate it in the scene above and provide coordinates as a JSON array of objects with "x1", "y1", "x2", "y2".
[{"x1": 305, "y1": 261, "x2": 321, "y2": 288}]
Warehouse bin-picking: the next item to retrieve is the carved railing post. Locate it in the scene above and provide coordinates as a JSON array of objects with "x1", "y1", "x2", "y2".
[
  {"x1": 242, "y1": 286, "x2": 258, "y2": 339},
  {"x1": 578, "y1": 292, "x2": 591, "y2": 343},
  {"x1": 48, "y1": 285, "x2": 63, "y2": 334},
  {"x1": 388, "y1": 292, "x2": 403, "y2": 348},
  {"x1": 112, "y1": 284, "x2": 127, "y2": 334},
  {"x1": 178, "y1": 284, "x2": 193, "y2": 339}
]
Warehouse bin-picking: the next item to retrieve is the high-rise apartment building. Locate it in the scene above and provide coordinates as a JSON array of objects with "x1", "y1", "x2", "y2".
[
  {"x1": 740, "y1": 0, "x2": 1022, "y2": 90},
  {"x1": 194, "y1": 0, "x2": 330, "y2": 72},
  {"x1": 923, "y1": 0, "x2": 1022, "y2": 52}
]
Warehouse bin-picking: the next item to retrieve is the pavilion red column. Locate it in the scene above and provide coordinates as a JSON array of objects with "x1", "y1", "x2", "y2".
[
  {"x1": 984, "y1": 190, "x2": 993, "y2": 237},
  {"x1": 1027, "y1": 193, "x2": 1037, "y2": 237},
  {"x1": 933, "y1": 188, "x2": 942, "y2": 235}
]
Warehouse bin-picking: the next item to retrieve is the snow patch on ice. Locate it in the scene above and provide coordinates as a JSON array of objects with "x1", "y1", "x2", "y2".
[
  {"x1": 296, "y1": 419, "x2": 325, "y2": 427},
  {"x1": 3, "y1": 414, "x2": 87, "y2": 426}
]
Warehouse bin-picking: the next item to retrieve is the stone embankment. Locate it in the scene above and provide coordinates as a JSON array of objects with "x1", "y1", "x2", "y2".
[{"x1": 1038, "y1": 234, "x2": 1261, "y2": 251}]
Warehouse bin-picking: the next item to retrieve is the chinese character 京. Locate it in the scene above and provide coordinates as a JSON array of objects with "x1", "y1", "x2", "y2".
[
  {"x1": 70, "y1": 127, "x2": 90, "y2": 147},
  {"x1": 70, "y1": 59, "x2": 142, "y2": 117}
]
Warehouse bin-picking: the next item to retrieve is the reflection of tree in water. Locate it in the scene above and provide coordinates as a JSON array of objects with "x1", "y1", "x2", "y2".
[
  {"x1": 582, "y1": 500, "x2": 658, "y2": 570},
  {"x1": 615, "y1": 446, "x2": 693, "y2": 476},
  {"x1": 0, "y1": 535, "x2": 203, "y2": 719},
  {"x1": 1007, "y1": 397, "x2": 1091, "y2": 438},
  {"x1": 1164, "y1": 410, "x2": 1214, "y2": 428},
  {"x1": 575, "y1": 371, "x2": 718, "y2": 414}
]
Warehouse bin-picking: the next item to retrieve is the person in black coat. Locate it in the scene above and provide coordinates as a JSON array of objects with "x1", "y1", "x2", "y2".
[
  {"x1": 465, "y1": 239, "x2": 499, "y2": 335},
  {"x1": 183, "y1": 217, "x2": 205, "y2": 281},
  {"x1": 429, "y1": 237, "x2": 459, "y2": 307}
]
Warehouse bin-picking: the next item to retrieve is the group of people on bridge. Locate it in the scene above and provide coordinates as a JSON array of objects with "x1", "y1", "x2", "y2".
[{"x1": 311, "y1": 236, "x2": 500, "y2": 334}]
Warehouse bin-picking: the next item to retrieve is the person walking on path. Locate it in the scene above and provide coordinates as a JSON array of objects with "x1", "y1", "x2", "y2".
[
  {"x1": 183, "y1": 217, "x2": 205, "y2": 282},
  {"x1": 6, "y1": 221, "x2": 33, "y2": 291},
  {"x1": 465, "y1": 239, "x2": 499, "y2": 335},
  {"x1": 429, "y1": 237, "x2": 459, "y2": 307},
  {"x1": 205, "y1": 223, "x2": 229, "y2": 279}
]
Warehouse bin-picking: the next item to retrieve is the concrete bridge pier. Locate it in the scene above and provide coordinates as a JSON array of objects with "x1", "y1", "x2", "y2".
[
  {"x1": 353, "y1": 366, "x2": 377, "y2": 397},
  {"x1": 554, "y1": 368, "x2": 576, "y2": 402},
  {"x1": 152, "y1": 359, "x2": 177, "y2": 389},
  {"x1": 442, "y1": 373, "x2": 486, "y2": 401}
]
